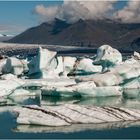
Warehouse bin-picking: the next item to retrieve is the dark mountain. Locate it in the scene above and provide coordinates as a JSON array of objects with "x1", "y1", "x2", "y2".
[
  {"x1": 7, "y1": 18, "x2": 140, "y2": 51},
  {"x1": 131, "y1": 37, "x2": 140, "y2": 52}
]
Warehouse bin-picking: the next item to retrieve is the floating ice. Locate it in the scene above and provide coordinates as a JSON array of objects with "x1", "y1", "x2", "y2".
[
  {"x1": 72, "y1": 58, "x2": 102, "y2": 75},
  {"x1": 0, "y1": 44, "x2": 139, "y2": 98},
  {"x1": 0, "y1": 73, "x2": 17, "y2": 80},
  {"x1": 28, "y1": 47, "x2": 57, "y2": 77},
  {"x1": 0, "y1": 79, "x2": 22, "y2": 97},
  {"x1": 94, "y1": 45, "x2": 122, "y2": 71},
  {"x1": 42, "y1": 82, "x2": 122, "y2": 97},
  {"x1": 95, "y1": 45, "x2": 122, "y2": 64},
  {"x1": 14, "y1": 104, "x2": 140, "y2": 126},
  {"x1": 2, "y1": 57, "x2": 28, "y2": 76}
]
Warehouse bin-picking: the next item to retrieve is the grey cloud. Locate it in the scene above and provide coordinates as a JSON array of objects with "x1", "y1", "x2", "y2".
[
  {"x1": 114, "y1": 0, "x2": 140, "y2": 23},
  {"x1": 33, "y1": 0, "x2": 117, "y2": 23}
]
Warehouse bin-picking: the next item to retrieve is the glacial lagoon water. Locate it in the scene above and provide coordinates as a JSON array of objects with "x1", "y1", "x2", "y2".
[{"x1": 0, "y1": 89, "x2": 140, "y2": 139}]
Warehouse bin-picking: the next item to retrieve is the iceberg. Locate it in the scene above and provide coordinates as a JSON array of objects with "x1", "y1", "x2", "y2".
[
  {"x1": 14, "y1": 104, "x2": 140, "y2": 126},
  {"x1": 28, "y1": 47, "x2": 57, "y2": 77},
  {"x1": 95, "y1": 45, "x2": 122, "y2": 64},
  {"x1": 0, "y1": 73, "x2": 17, "y2": 80},
  {"x1": 71, "y1": 58, "x2": 102, "y2": 75},
  {"x1": 62, "y1": 56, "x2": 77, "y2": 77},
  {"x1": 123, "y1": 77, "x2": 140, "y2": 89},
  {"x1": 2, "y1": 57, "x2": 28, "y2": 76},
  {"x1": 9, "y1": 89, "x2": 39, "y2": 97},
  {"x1": 0, "y1": 79, "x2": 22, "y2": 97},
  {"x1": 76, "y1": 73, "x2": 123, "y2": 86},
  {"x1": 42, "y1": 82, "x2": 122, "y2": 97},
  {"x1": 0, "y1": 44, "x2": 139, "y2": 98},
  {"x1": 27, "y1": 48, "x2": 102, "y2": 78},
  {"x1": 0, "y1": 44, "x2": 140, "y2": 132},
  {"x1": 0, "y1": 77, "x2": 77, "y2": 97},
  {"x1": 133, "y1": 51, "x2": 140, "y2": 60},
  {"x1": 77, "y1": 62, "x2": 140, "y2": 88},
  {"x1": 94, "y1": 45, "x2": 122, "y2": 71},
  {"x1": 0, "y1": 58, "x2": 7, "y2": 74}
]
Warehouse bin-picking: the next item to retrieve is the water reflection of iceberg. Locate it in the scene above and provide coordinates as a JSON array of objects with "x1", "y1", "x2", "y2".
[
  {"x1": 11, "y1": 89, "x2": 41, "y2": 106},
  {"x1": 1, "y1": 88, "x2": 140, "y2": 134},
  {"x1": 123, "y1": 89, "x2": 140, "y2": 99},
  {"x1": 41, "y1": 95, "x2": 80, "y2": 106},
  {"x1": 0, "y1": 88, "x2": 140, "y2": 109},
  {"x1": 76, "y1": 96, "x2": 122, "y2": 106},
  {"x1": 13, "y1": 121, "x2": 140, "y2": 134},
  {"x1": 8, "y1": 95, "x2": 41, "y2": 106}
]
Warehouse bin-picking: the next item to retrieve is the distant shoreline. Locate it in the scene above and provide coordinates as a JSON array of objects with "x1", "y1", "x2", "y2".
[{"x1": 0, "y1": 42, "x2": 135, "y2": 57}]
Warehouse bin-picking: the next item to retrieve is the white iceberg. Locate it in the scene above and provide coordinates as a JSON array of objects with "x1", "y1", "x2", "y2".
[
  {"x1": 76, "y1": 73, "x2": 123, "y2": 86},
  {"x1": 123, "y1": 77, "x2": 140, "y2": 89},
  {"x1": 72, "y1": 58, "x2": 102, "y2": 75},
  {"x1": 28, "y1": 47, "x2": 57, "y2": 77},
  {"x1": 0, "y1": 73, "x2": 17, "y2": 80},
  {"x1": 9, "y1": 89, "x2": 39, "y2": 97},
  {"x1": 0, "y1": 58, "x2": 7, "y2": 74},
  {"x1": 62, "y1": 56, "x2": 77, "y2": 77},
  {"x1": 27, "y1": 47, "x2": 102, "y2": 78},
  {"x1": 42, "y1": 81, "x2": 122, "y2": 97},
  {"x1": 14, "y1": 104, "x2": 140, "y2": 126},
  {"x1": 2, "y1": 57, "x2": 28, "y2": 76},
  {"x1": 0, "y1": 79, "x2": 22, "y2": 97},
  {"x1": 95, "y1": 45, "x2": 122, "y2": 64},
  {"x1": 77, "y1": 60, "x2": 140, "y2": 88},
  {"x1": 0, "y1": 45, "x2": 139, "y2": 98}
]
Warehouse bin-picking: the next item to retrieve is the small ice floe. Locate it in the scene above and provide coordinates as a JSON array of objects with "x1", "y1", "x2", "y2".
[
  {"x1": 2, "y1": 57, "x2": 28, "y2": 76},
  {"x1": 13, "y1": 104, "x2": 140, "y2": 126},
  {"x1": 0, "y1": 79, "x2": 23, "y2": 97},
  {"x1": 42, "y1": 81, "x2": 122, "y2": 97}
]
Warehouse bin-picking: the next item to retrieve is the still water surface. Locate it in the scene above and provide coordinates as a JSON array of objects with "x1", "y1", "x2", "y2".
[{"x1": 0, "y1": 91, "x2": 140, "y2": 139}]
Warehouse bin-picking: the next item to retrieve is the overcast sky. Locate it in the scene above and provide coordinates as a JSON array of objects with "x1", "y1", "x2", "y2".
[{"x1": 0, "y1": 0, "x2": 138, "y2": 35}]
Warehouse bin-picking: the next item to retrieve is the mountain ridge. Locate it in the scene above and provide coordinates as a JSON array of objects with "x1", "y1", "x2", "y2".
[{"x1": 7, "y1": 18, "x2": 140, "y2": 51}]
